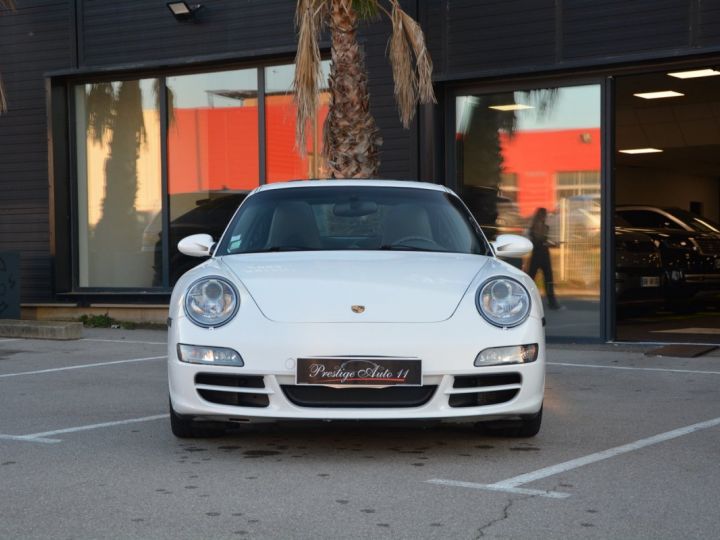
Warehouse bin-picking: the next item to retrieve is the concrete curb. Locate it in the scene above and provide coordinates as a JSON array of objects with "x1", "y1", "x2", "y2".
[{"x1": 0, "y1": 320, "x2": 83, "y2": 340}]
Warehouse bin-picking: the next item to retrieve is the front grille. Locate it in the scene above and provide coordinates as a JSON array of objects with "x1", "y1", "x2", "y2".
[
  {"x1": 695, "y1": 237, "x2": 720, "y2": 256},
  {"x1": 195, "y1": 373, "x2": 269, "y2": 408},
  {"x1": 281, "y1": 385, "x2": 437, "y2": 408},
  {"x1": 449, "y1": 373, "x2": 521, "y2": 408}
]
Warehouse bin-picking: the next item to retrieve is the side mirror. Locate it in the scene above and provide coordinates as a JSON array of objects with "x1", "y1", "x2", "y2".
[
  {"x1": 178, "y1": 234, "x2": 215, "y2": 258},
  {"x1": 491, "y1": 234, "x2": 533, "y2": 259}
]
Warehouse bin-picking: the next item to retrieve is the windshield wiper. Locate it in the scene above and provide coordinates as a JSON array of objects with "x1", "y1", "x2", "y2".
[
  {"x1": 242, "y1": 246, "x2": 316, "y2": 253},
  {"x1": 379, "y1": 244, "x2": 439, "y2": 252}
]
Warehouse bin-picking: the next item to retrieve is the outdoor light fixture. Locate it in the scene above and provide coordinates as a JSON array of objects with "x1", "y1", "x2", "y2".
[
  {"x1": 488, "y1": 104, "x2": 534, "y2": 112},
  {"x1": 633, "y1": 91, "x2": 684, "y2": 99},
  {"x1": 668, "y1": 69, "x2": 720, "y2": 79},
  {"x1": 618, "y1": 148, "x2": 663, "y2": 154},
  {"x1": 167, "y1": 1, "x2": 203, "y2": 21}
]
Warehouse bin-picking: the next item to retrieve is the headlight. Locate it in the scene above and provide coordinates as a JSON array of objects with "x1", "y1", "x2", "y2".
[
  {"x1": 476, "y1": 277, "x2": 531, "y2": 328},
  {"x1": 184, "y1": 276, "x2": 239, "y2": 328},
  {"x1": 475, "y1": 344, "x2": 538, "y2": 366},
  {"x1": 177, "y1": 344, "x2": 244, "y2": 366}
]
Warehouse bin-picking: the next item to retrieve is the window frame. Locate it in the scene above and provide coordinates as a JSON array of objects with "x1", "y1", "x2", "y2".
[
  {"x1": 55, "y1": 57, "x2": 328, "y2": 296},
  {"x1": 447, "y1": 76, "x2": 609, "y2": 341}
]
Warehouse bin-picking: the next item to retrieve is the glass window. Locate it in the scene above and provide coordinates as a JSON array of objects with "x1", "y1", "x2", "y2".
[
  {"x1": 75, "y1": 78, "x2": 161, "y2": 287},
  {"x1": 265, "y1": 62, "x2": 330, "y2": 182},
  {"x1": 217, "y1": 186, "x2": 490, "y2": 256},
  {"x1": 73, "y1": 61, "x2": 328, "y2": 290},
  {"x1": 456, "y1": 84, "x2": 602, "y2": 338},
  {"x1": 165, "y1": 68, "x2": 259, "y2": 285}
]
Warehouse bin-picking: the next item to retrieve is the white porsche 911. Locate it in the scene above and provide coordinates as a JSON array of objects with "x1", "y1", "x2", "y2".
[{"x1": 168, "y1": 180, "x2": 545, "y2": 438}]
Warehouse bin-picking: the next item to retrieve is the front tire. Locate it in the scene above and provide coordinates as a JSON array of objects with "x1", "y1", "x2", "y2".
[
  {"x1": 169, "y1": 399, "x2": 225, "y2": 438},
  {"x1": 513, "y1": 406, "x2": 542, "y2": 437},
  {"x1": 475, "y1": 406, "x2": 543, "y2": 438}
]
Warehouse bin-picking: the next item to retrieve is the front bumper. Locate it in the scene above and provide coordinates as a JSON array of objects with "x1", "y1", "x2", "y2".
[{"x1": 168, "y1": 316, "x2": 545, "y2": 424}]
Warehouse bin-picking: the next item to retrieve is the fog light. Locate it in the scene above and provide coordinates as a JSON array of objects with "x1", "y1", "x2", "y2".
[
  {"x1": 177, "y1": 344, "x2": 243, "y2": 366},
  {"x1": 474, "y1": 344, "x2": 538, "y2": 367}
]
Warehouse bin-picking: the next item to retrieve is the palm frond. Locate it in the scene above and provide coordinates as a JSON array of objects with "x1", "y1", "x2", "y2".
[
  {"x1": 389, "y1": 2, "x2": 416, "y2": 128},
  {"x1": 399, "y1": 9, "x2": 436, "y2": 106},
  {"x1": 0, "y1": 75, "x2": 7, "y2": 114},
  {"x1": 293, "y1": 0, "x2": 327, "y2": 153},
  {"x1": 352, "y1": 0, "x2": 379, "y2": 21},
  {"x1": 386, "y1": 1, "x2": 436, "y2": 127},
  {"x1": 86, "y1": 83, "x2": 116, "y2": 144},
  {"x1": 0, "y1": 0, "x2": 16, "y2": 114}
]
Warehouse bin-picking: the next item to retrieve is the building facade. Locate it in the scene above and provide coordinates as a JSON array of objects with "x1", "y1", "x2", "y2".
[{"x1": 2, "y1": 0, "x2": 720, "y2": 342}]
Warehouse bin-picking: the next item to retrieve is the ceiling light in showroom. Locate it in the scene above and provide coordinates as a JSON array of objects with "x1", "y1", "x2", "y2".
[
  {"x1": 633, "y1": 91, "x2": 684, "y2": 99},
  {"x1": 488, "y1": 104, "x2": 534, "y2": 111},
  {"x1": 618, "y1": 148, "x2": 664, "y2": 154},
  {"x1": 668, "y1": 69, "x2": 720, "y2": 79}
]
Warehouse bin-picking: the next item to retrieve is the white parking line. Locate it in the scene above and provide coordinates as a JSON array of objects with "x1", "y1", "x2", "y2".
[
  {"x1": 426, "y1": 479, "x2": 570, "y2": 499},
  {"x1": 0, "y1": 355, "x2": 166, "y2": 378},
  {"x1": 25, "y1": 414, "x2": 169, "y2": 440},
  {"x1": 0, "y1": 414, "x2": 169, "y2": 445},
  {"x1": 428, "y1": 415, "x2": 720, "y2": 499},
  {"x1": 0, "y1": 434, "x2": 61, "y2": 444},
  {"x1": 0, "y1": 339, "x2": 20, "y2": 343},
  {"x1": 82, "y1": 338, "x2": 166, "y2": 345},
  {"x1": 548, "y1": 362, "x2": 720, "y2": 375}
]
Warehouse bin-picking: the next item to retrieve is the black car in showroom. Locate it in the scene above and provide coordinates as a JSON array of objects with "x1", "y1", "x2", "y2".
[
  {"x1": 144, "y1": 192, "x2": 248, "y2": 286},
  {"x1": 614, "y1": 222, "x2": 663, "y2": 312},
  {"x1": 616, "y1": 206, "x2": 720, "y2": 309}
]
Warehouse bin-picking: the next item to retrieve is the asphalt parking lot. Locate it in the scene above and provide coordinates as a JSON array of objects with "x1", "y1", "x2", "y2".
[{"x1": 1, "y1": 329, "x2": 720, "y2": 539}]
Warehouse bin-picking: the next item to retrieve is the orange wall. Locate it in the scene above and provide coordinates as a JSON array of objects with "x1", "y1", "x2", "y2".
[
  {"x1": 500, "y1": 128, "x2": 601, "y2": 215},
  {"x1": 167, "y1": 95, "x2": 328, "y2": 194}
]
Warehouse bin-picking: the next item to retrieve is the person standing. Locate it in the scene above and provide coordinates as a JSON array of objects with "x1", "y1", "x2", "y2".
[{"x1": 527, "y1": 207, "x2": 562, "y2": 310}]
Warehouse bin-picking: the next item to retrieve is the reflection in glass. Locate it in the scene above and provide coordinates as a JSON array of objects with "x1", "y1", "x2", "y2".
[
  {"x1": 456, "y1": 85, "x2": 601, "y2": 337},
  {"x1": 265, "y1": 62, "x2": 330, "y2": 182},
  {"x1": 164, "y1": 69, "x2": 259, "y2": 285},
  {"x1": 76, "y1": 79, "x2": 161, "y2": 287}
]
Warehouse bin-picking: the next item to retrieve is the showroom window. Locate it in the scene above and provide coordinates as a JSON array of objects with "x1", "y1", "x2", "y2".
[
  {"x1": 73, "y1": 61, "x2": 329, "y2": 289},
  {"x1": 456, "y1": 84, "x2": 602, "y2": 338},
  {"x1": 75, "y1": 78, "x2": 162, "y2": 288},
  {"x1": 265, "y1": 62, "x2": 330, "y2": 182}
]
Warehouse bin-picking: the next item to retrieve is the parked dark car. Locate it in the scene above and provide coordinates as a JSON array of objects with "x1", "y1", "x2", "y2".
[
  {"x1": 144, "y1": 192, "x2": 248, "y2": 286},
  {"x1": 614, "y1": 223, "x2": 663, "y2": 313},
  {"x1": 616, "y1": 206, "x2": 720, "y2": 309}
]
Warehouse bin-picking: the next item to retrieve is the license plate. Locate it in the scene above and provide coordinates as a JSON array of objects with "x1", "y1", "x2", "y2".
[
  {"x1": 641, "y1": 276, "x2": 660, "y2": 287},
  {"x1": 296, "y1": 357, "x2": 422, "y2": 386}
]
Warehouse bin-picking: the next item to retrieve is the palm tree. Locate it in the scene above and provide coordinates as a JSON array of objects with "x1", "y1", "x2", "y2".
[
  {"x1": 0, "y1": 0, "x2": 16, "y2": 114},
  {"x1": 294, "y1": 0, "x2": 435, "y2": 178}
]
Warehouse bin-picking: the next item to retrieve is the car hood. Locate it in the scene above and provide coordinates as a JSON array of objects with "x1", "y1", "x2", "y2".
[{"x1": 219, "y1": 251, "x2": 490, "y2": 323}]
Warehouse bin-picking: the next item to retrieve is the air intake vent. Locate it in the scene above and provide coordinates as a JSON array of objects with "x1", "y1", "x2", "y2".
[
  {"x1": 448, "y1": 373, "x2": 521, "y2": 408},
  {"x1": 195, "y1": 373, "x2": 269, "y2": 408}
]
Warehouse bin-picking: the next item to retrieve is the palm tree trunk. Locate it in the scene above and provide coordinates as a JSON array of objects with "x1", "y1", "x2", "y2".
[{"x1": 323, "y1": 0, "x2": 382, "y2": 178}]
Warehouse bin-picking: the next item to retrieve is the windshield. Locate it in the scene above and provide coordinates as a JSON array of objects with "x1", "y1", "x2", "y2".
[{"x1": 215, "y1": 185, "x2": 491, "y2": 256}]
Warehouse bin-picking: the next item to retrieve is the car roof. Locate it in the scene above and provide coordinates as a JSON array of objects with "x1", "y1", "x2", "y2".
[
  {"x1": 252, "y1": 179, "x2": 450, "y2": 194},
  {"x1": 616, "y1": 205, "x2": 673, "y2": 212}
]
